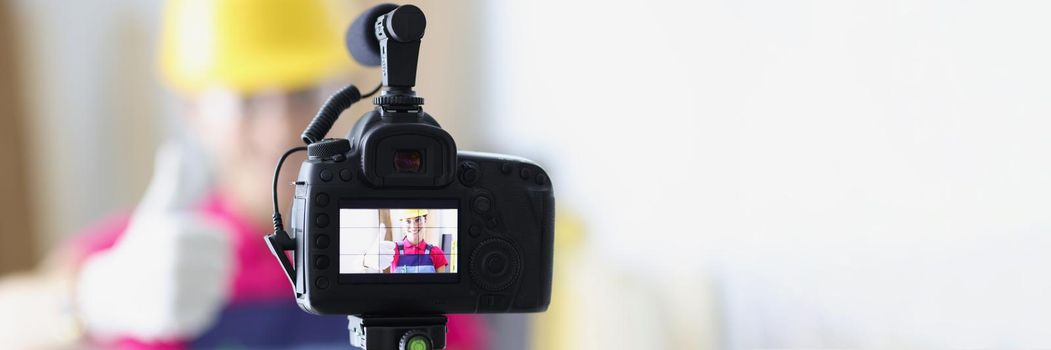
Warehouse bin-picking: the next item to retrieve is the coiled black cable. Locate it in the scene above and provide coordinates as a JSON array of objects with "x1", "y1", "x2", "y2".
[{"x1": 300, "y1": 83, "x2": 382, "y2": 144}]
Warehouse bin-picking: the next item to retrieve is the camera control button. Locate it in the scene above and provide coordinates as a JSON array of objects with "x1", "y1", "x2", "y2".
[
  {"x1": 486, "y1": 217, "x2": 499, "y2": 229},
  {"x1": 519, "y1": 167, "x2": 532, "y2": 179},
  {"x1": 470, "y1": 239, "x2": 521, "y2": 291},
  {"x1": 500, "y1": 162, "x2": 512, "y2": 174},
  {"x1": 316, "y1": 214, "x2": 330, "y2": 228},
  {"x1": 469, "y1": 225, "x2": 482, "y2": 238},
  {"x1": 485, "y1": 255, "x2": 507, "y2": 274},
  {"x1": 315, "y1": 255, "x2": 330, "y2": 269},
  {"x1": 315, "y1": 234, "x2": 330, "y2": 249},
  {"x1": 536, "y1": 173, "x2": 547, "y2": 186},
  {"x1": 320, "y1": 169, "x2": 333, "y2": 182},
  {"x1": 307, "y1": 138, "x2": 350, "y2": 160},
  {"x1": 315, "y1": 277, "x2": 329, "y2": 289},
  {"x1": 339, "y1": 168, "x2": 353, "y2": 181},
  {"x1": 472, "y1": 196, "x2": 492, "y2": 213},
  {"x1": 459, "y1": 162, "x2": 480, "y2": 186},
  {"x1": 315, "y1": 193, "x2": 330, "y2": 207}
]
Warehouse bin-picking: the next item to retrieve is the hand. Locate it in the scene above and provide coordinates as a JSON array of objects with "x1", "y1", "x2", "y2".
[
  {"x1": 362, "y1": 241, "x2": 396, "y2": 271},
  {"x1": 76, "y1": 143, "x2": 232, "y2": 341}
]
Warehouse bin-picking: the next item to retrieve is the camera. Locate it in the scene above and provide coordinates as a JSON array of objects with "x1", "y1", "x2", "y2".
[
  {"x1": 289, "y1": 109, "x2": 554, "y2": 315},
  {"x1": 265, "y1": 4, "x2": 554, "y2": 319}
]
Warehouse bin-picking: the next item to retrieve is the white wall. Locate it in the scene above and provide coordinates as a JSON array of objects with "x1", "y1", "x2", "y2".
[{"x1": 485, "y1": 1, "x2": 1051, "y2": 348}]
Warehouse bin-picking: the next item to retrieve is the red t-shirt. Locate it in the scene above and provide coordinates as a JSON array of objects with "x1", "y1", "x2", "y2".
[{"x1": 392, "y1": 239, "x2": 449, "y2": 270}]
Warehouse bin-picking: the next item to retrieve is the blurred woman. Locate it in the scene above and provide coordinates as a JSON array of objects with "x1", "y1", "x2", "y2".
[{"x1": 0, "y1": 0, "x2": 487, "y2": 348}]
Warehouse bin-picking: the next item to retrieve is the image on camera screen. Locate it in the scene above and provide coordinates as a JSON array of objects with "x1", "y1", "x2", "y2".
[{"x1": 339, "y1": 208, "x2": 458, "y2": 274}]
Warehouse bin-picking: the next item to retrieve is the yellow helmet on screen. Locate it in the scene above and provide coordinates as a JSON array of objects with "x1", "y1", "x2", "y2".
[
  {"x1": 393, "y1": 209, "x2": 429, "y2": 221},
  {"x1": 159, "y1": 0, "x2": 354, "y2": 94}
]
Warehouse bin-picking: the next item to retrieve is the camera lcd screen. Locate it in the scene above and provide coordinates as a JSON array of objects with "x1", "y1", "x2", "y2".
[{"x1": 338, "y1": 208, "x2": 458, "y2": 274}]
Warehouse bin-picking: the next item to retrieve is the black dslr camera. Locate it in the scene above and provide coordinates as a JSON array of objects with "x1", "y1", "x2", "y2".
[{"x1": 265, "y1": 4, "x2": 553, "y2": 349}]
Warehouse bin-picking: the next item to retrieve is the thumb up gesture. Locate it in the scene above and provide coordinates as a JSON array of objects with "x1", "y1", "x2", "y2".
[{"x1": 76, "y1": 142, "x2": 232, "y2": 341}]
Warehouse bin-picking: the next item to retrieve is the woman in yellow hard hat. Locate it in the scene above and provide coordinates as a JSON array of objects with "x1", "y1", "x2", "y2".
[
  {"x1": 389, "y1": 209, "x2": 451, "y2": 273},
  {"x1": 0, "y1": 0, "x2": 489, "y2": 348}
]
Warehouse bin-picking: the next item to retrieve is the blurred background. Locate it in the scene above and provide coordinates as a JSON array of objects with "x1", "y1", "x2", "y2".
[{"x1": 2, "y1": 0, "x2": 1051, "y2": 349}]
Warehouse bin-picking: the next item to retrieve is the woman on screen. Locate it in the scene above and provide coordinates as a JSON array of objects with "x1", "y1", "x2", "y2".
[{"x1": 391, "y1": 209, "x2": 449, "y2": 273}]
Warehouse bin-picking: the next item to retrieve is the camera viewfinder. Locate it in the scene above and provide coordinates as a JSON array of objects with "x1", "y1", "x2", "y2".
[{"x1": 394, "y1": 149, "x2": 424, "y2": 173}]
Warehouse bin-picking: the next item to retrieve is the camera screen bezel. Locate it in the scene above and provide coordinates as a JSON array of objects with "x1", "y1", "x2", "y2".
[{"x1": 335, "y1": 198, "x2": 462, "y2": 284}]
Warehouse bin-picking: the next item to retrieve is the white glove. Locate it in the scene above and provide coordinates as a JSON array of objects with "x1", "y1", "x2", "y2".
[
  {"x1": 76, "y1": 142, "x2": 232, "y2": 341},
  {"x1": 362, "y1": 240, "x2": 396, "y2": 272}
]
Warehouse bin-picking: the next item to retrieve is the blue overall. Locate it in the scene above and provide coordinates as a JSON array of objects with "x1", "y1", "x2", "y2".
[{"x1": 394, "y1": 242, "x2": 437, "y2": 273}]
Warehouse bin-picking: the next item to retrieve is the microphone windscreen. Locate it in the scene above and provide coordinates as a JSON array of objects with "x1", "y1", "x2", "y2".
[{"x1": 346, "y1": 3, "x2": 399, "y2": 67}]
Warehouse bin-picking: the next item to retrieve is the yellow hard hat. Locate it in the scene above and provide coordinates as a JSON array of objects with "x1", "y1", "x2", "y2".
[
  {"x1": 159, "y1": 0, "x2": 354, "y2": 94},
  {"x1": 393, "y1": 209, "x2": 429, "y2": 221}
]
